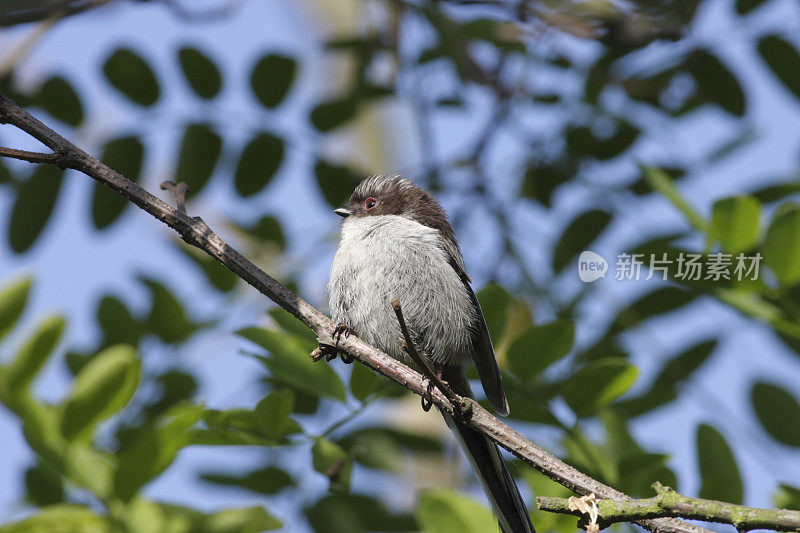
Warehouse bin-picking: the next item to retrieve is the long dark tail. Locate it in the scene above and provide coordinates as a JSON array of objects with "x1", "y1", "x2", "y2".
[{"x1": 441, "y1": 367, "x2": 535, "y2": 533}]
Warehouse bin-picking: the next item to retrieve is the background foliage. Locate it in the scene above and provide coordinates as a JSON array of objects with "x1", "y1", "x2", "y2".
[{"x1": 1, "y1": 0, "x2": 800, "y2": 531}]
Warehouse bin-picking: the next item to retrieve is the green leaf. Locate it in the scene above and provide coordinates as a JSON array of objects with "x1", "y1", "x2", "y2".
[
  {"x1": 696, "y1": 423, "x2": 742, "y2": 503},
  {"x1": 36, "y1": 76, "x2": 83, "y2": 126},
  {"x1": 238, "y1": 327, "x2": 346, "y2": 401},
  {"x1": 687, "y1": 50, "x2": 746, "y2": 116},
  {"x1": 562, "y1": 358, "x2": 638, "y2": 417},
  {"x1": 312, "y1": 438, "x2": 352, "y2": 492},
  {"x1": 255, "y1": 389, "x2": 295, "y2": 440},
  {"x1": 204, "y1": 506, "x2": 282, "y2": 532},
  {"x1": 6, "y1": 316, "x2": 65, "y2": 394},
  {"x1": 306, "y1": 494, "x2": 417, "y2": 533},
  {"x1": 97, "y1": 295, "x2": 140, "y2": 347},
  {"x1": 338, "y1": 428, "x2": 404, "y2": 472},
  {"x1": 250, "y1": 53, "x2": 297, "y2": 109},
  {"x1": 114, "y1": 404, "x2": 203, "y2": 501},
  {"x1": 200, "y1": 465, "x2": 294, "y2": 495},
  {"x1": 751, "y1": 382, "x2": 800, "y2": 447},
  {"x1": 234, "y1": 133, "x2": 284, "y2": 197},
  {"x1": 642, "y1": 166, "x2": 707, "y2": 231},
  {"x1": 236, "y1": 215, "x2": 285, "y2": 250},
  {"x1": 349, "y1": 362, "x2": 381, "y2": 402},
  {"x1": 552, "y1": 210, "x2": 611, "y2": 273},
  {"x1": 314, "y1": 160, "x2": 362, "y2": 208},
  {"x1": 762, "y1": 203, "x2": 800, "y2": 285},
  {"x1": 267, "y1": 307, "x2": 314, "y2": 343},
  {"x1": 0, "y1": 504, "x2": 112, "y2": 533},
  {"x1": 141, "y1": 277, "x2": 202, "y2": 343},
  {"x1": 758, "y1": 35, "x2": 800, "y2": 101},
  {"x1": 416, "y1": 489, "x2": 499, "y2": 533},
  {"x1": 9, "y1": 165, "x2": 63, "y2": 254},
  {"x1": 93, "y1": 136, "x2": 145, "y2": 229},
  {"x1": 63, "y1": 443, "x2": 114, "y2": 498},
  {"x1": 103, "y1": 47, "x2": 160, "y2": 106},
  {"x1": 710, "y1": 195, "x2": 760, "y2": 252},
  {"x1": 507, "y1": 320, "x2": 573, "y2": 381},
  {"x1": 736, "y1": 0, "x2": 768, "y2": 14},
  {"x1": 175, "y1": 123, "x2": 222, "y2": 198},
  {"x1": 310, "y1": 97, "x2": 358, "y2": 132},
  {"x1": 178, "y1": 46, "x2": 221, "y2": 99},
  {"x1": 0, "y1": 277, "x2": 32, "y2": 342},
  {"x1": 179, "y1": 246, "x2": 238, "y2": 293},
  {"x1": 24, "y1": 461, "x2": 63, "y2": 507},
  {"x1": 60, "y1": 345, "x2": 140, "y2": 441},
  {"x1": 774, "y1": 483, "x2": 800, "y2": 510},
  {"x1": 475, "y1": 282, "x2": 513, "y2": 342}
]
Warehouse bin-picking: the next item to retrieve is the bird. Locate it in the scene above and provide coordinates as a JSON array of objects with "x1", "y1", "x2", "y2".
[{"x1": 327, "y1": 174, "x2": 535, "y2": 533}]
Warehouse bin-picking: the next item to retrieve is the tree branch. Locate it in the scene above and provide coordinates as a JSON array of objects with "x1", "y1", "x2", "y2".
[
  {"x1": 0, "y1": 91, "x2": 712, "y2": 533},
  {"x1": 536, "y1": 483, "x2": 800, "y2": 532}
]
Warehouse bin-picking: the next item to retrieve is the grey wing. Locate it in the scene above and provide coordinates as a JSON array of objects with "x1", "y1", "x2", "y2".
[{"x1": 441, "y1": 238, "x2": 510, "y2": 416}]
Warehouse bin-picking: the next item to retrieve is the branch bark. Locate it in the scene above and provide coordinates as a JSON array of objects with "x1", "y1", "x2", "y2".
[
  {"x1": 0, "y1": 91, "x2": 716, "y2": 533},
  {"x1": 537, "y1": 483, "x2": 800, "y2": 532}
]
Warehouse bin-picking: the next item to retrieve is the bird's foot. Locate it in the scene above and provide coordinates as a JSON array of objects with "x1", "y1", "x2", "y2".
[
  {"x1": 333, "y1": 323, "x2": 355, "y2": 345},
  {"x1": 421, "y1": 378, "x2": 433, "y2": 412}
]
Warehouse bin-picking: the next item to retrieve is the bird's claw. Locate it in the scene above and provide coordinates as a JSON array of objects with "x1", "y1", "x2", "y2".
[
  {"x1": 421, "y1": 379, "x2": 434, "y2": 412},
  {"x1": 333, "y1": 323, "x2": 355, "y2": 345}
]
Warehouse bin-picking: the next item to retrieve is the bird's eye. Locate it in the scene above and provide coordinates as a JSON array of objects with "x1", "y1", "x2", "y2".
[{"x1": 364, "y1": 197, "x2": 378, "y2": 211}]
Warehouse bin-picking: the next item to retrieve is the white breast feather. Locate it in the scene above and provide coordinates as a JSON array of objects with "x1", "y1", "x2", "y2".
[{"x1": 327, "y1": 215, "x2": 475, "y2": 366}]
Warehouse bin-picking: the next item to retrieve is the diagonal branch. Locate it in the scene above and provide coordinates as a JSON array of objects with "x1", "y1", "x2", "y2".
[
  {"x1": 0, "y1": 146, "x2": 62, "y2": 165},
  {"x1": 0, "y1": 91, "x2": 712, "y2": 533},
  {"x1": 536, "y1": 483, "x2": 800, "y2": 532}
]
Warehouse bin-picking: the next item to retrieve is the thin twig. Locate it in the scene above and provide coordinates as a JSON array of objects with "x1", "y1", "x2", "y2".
[
  {"x1": 390, "y1": 298, "x2": 471, "y2": 418},
  {"x1": 536, "y1": 483, "x2": 800, "y2": 532},
  {"x1": 0, "y1": 146, "x2": 61, "y2": 165},
  {"x1": 0, "y1": 91, "x2": 712, "y2": 533},
  {"x1": 160, "y1": 180, "x2": 189, "y2": 215}
]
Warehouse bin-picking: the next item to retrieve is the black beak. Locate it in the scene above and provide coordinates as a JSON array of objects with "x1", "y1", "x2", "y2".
[{"x1": 334, "y1": 207, "x2": 352, "y2": 218}]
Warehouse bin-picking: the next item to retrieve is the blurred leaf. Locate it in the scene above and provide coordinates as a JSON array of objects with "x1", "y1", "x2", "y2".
[
  {"x1": 234, "y1": 133, "x2": 284, "y2": 197},
  {"x1": 774, "y1": 483, "x2": 800, "y2": 510},
  {"x1": 250, "y1": 53, "x2": 297, "y2": 109},
  {"x1": 238, "y1": 327, "x2": 346, "y2": 401},
  {"x1": 567, "y1": 120, "x2": 640, "y2": 160},
  {"x1": 520, "y1": 164, "x2": 569, "y2": 207},
  {"x1": 268, "y1": 307, "x2": 315, "y2": 343},
  {"x1": 476, "y1": 283, "x2": 513, "y2": 342},
  {"x1": 175, "y1": 124, "x2": 222, "y2": 198},
  {"x1": 255, "y1": 389, "x2": 295, "y2": 440},
  {"x1": 178, "y1": 246, "x2": 238, "y2": 292},
  {"x1": 60, "y1": 344, "x2": 139, "y2": 441},
  {"x1": 6, "y1": 316, "x2": 64, "y2": 394},
  {"x1": 750, "y1": 182, "x2": 800, "y2": 204},
  {"x1": 178, "y1": 46, "x2": 221, "y2": 99},
  {"x1": 0, "y1": 277, "x2": 32, "y2": 343},
  {"x1": 314, "y1": 160, "x2": 362, "y2": 208},
  {"x1": 9, "y1": 165, "x2": 63, "y2": 254},
  {"x1": 687, "y1": 50, "x2": 745, "y2": 116},
  {"x1": 96, "y1": 295, "x2": 140, "y2": 347},
  {"x1": 751, "y1": 382, "x2": 800, "y2": 447},
  {"x1": 710, "y1": 195, "x2": 760, "y2": 252},
  {"x1": 200, "y1": 465, "x2": 294, "y2": 495},
  {"x1": 762, "y1": 203, "x2": 800, "y2": 285},
  {"x1": 202, "y1": 506, "x2": 281, "y2": 532},
  {"x1": 562, "y1": 358, "x2": 638, "y2": 417},
  {"x1": 36, "y1": 76, "x2": 83, "y2": 126},
  {"x1": 306, "y1": 493, "x2": 417, "y2": 533},
  {"x1": 24, "y1": 461, "x2": 63, "y2": 507},
  {"x1": 507, "y1": 320, "x2": 573, "y2": 381},
  {"x1": 642, "y1": 166, "x2": 706, "y2": 231},
  {"x1": 103, "y1": 47, "x2": 160, "y2": 106},
  {"x1": 617, "y1": 340, "x2": 716, "y2": 416},
  {"x1": 94, "y1": 136, "x2": 144, "y2": 229},
  {"x1": 197, "y1": 408, "x2": 288, "y2": 446},
  {"x1": 310, "y1": 97, "x2": 358, "y2": 132},
  {"x1": 312, "y1": 437, "x2": 351, "y2": 492},
  {"x1": 142, "y1": 370, "x2": 198, "y2": 419},
  {"x1": 237, "y1": 215, "x2": 285, "y2": 250},
  {"x1": 349, "y1": 362, "x2": 381, "y2": 402},
  {"x1": 337, "y1": 428, "x2": 403, "y2": 472},
  {"x1": 697, "y1": 423, "x2": 742, "y2": 503},
  {"x1": 114, "y1": 404, "x2": 203, "y2": 501},
  {"x1": 63, "y1": 443, "x2": 114, "y2": 498},
  {"x1": 141, "y1": 277, "x2": 203, "y2": 343},
  {"x1": 0, "y1": 504, "x2": 112, "y2": 533},
  {"x1": 416, "y1": 489, "x2": 498, "y2": 533},
  {"x1": 552, "y1": 210, "x2": 611, "y2": 273},
  {"x1": 736, "y1": 0, "x2": 768, "y2": 14},
  {"x1": 758, "y1": 35, "x2": 800, "y2": 100}
]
